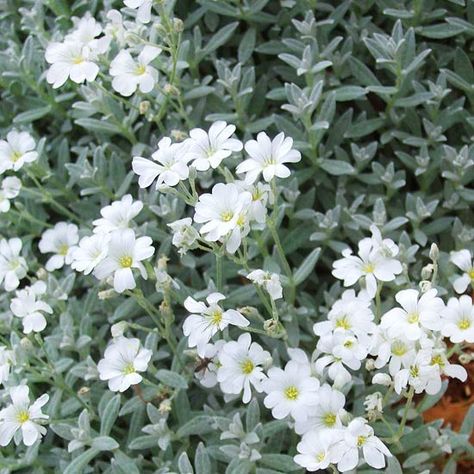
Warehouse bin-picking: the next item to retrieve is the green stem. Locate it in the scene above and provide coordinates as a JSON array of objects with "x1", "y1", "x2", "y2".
[{"x1": 215, "y1": 253, "x2": 223, "y2": 292}]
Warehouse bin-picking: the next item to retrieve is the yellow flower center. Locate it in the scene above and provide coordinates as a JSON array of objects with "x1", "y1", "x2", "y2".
[
  {"x1": 407, "y1": 312, "x2": 419, "y2": 324},
  {"x1": 343, "y1": 339, "x2": 354, "y2": 348},
  {"x1": 323, "y1": 412, "x2": 336, "y2": 427},
  {"x1": 221, "y1": 211, "x2": 233, "y2": 222},
  {"x1": 241, "y1": 359, "x2": 254, "y2": 375},
  {"x1": 469, "y1": 269, "x2": 474, "y2": 280},
  {"x1": 252, "y1": 190, "x2": 262, "y2": 201},
  {"x1": 58, "y1": 244, "x2": 69, "y2": 256},
  {"x1": 11, "y1": 151, "x2": 23, "y2": 162},
  {"x1": 363, "y1": 263, "x2": 374, "y2": 273},
  {"x1": 119, "y1": 255, "x2": 133, "y2": 268},
  {"x1": 391, "y1": 341, "x2": 407, "y2": 357},
  {"x1": 458, "y1": 318, "x2": 471, "y2": 330},
  {"x1": 16, "y1": 410, "x2": 30, "y2": 424},
  {"x1": 284, "y1": 385, "x2": 299, "y2": 400},
  {"x1": 135, "y1": 64, "x2": 146, "y2": 75},
  {"x1": 122, "y1": 362, "x2": 135, "y2": 375},
  {"x1": 431, "y1": 354, "x2": 445, "y2": 368},
  {"x1": 335, "y1": 316, "x2": 351, "y2": 330},
  {"x1": 209, "y1": 309, "x2": 223, "y2": 325},
  {"x1": 357, "y1": 435, "x2": 367, "y2": 447},
  {"x1": 316, "y1": 452, "x2": 326, "y2": 462},
  {"x1": 236, "y1": 214, "x2": 246, "y2": 227},
  {"x1": 409, "y1": 365, "x2": 419, "y2": 378},
  {"x1": 73, "y1": 55, "x2": 84, "y2": 65}
]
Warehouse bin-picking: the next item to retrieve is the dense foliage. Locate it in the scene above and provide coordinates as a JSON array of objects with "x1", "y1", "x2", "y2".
[{"x1": 0, "y1": 0, "x2": 473, "y2": 472}]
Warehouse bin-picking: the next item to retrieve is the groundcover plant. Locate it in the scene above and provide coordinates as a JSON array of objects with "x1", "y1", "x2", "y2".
[{"x1": 0, "y1": 0, "x2": 474, "y2": 472}]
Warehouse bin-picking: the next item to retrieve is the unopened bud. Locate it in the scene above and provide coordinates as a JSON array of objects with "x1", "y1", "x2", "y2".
[
  {"x1": 111, "y1": 321, "x2": 128, "y2": 338},
  {"x1": 157, "y1": 255, "x2": 169, "y2": 272},
  {"x1": 159, "y1": 399, "x2": 172, "y2": 413},
  {"x1": 459, "y1": 353, "x2": 473, "y2": 364},
  {"x1": 98, "y1": 289, "x2": 116, "y2": 300},
  {"x1": 365, "y1": 359, "x2": 376, "y2": 371},
  {"x1": 238, "y1": 306, "x2": 261, "y2": 318},
  {"x1": 372, "y1": 373, "x2": 392, "y2": 386},
  {"x1": 421, "y1": 264, "x2": 434, "y2": 280},
  {"x1": 78, "y1": 386, "x2": 90, "y2": 396},
  {"x1": 171, "y1": 129, "x2": 187, "y2": 141},
  {"x1": 419, "y1": 280, "x2": 432, "y2": 293},
  {"x1": 163, "y1": 83, "x2": 180, "y2": 96},
  {"x1": 139, "y1": 100, "x2": 150, "y2": 114},
  {"x1": 20, "y1": 337, "x2": 33, "y2": 351},
  {"x1": 263, "y1": 319, "x2": 287, "y2": 339},
  {"x1": 173, "y1": 18, "x2": 184, "y2": 32},
  {"x1": 36, "y1": 268, "x2": 48, "y2": 281},
  {"x1": 429, "y1": 243, "x2": 439, "y2": 262}
]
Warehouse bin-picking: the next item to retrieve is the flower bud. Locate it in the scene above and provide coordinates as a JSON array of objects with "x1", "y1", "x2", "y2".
[
  {"x1": 173, "y1": 18, "x2": 184, "y2": 32},
  {"x1": 111, "y1": 321, "x2": 128, "y2": 338},
  {"x1": 372, "y1": 373, "x2": 392, "y2": 386},
  {"x1": 263, "y1": 319, "x2": 287, "y2": 339},
  {"x1": 429, "y1": 243, "x2": 439, "y2": 262},
  {"x1": 139, "y1": 100, "x2": 150, "y2": 114},
  {"x1": 163, "y1": 83, "x2": 180, "y2": 96},
  {"x1": 20, "y1": 337, "x2": 33, "y2": 351},
  {"x1": 421, "y1": 264, "x2": 433, "y2": 280},
  {"x1": 36, "y1": 268, "x2": 48, "y2": 281},
  {"x1": 78, "y1": 386, "x2": 90, "y2": 396},
  {"x1": 159, "y1": 399, "x2": 172, "y2": 413},
  {"x1": 365, "y1": 359, "x2": 376, "y2": 371},
  {"x1": 171, "y1": 129, "x2": 187, "y2": 141},
  {"x1": 98, "y1": 289, "x2": 116, "y2": 300},
  {"x1": 419, "y1": 280, "x2": 432, "y2": 293}
]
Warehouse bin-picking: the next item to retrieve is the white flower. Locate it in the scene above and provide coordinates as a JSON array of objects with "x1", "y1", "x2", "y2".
[
  {"x1": 184, "y1": 121, "x2": 243, "y2": 171},
  {"x1": 193, "y1": 182, "x2": 252, "y2": 253},
  {"x1": 71, "y1": 234, "x2": 110, "y2": 275},
  {"x1": 38, "y1": 222, "x2": 79, "y2": 271},
  {"x1": 93, "y1": 194, "x2": 143, "y2": 234},
  {"x1": 441, "y1": 295, "x2": 474, "y2": 343},
  {"x1": 217, "y1": 333, "x2": 270, "y2": 403},
  {"x1": 0, "y1": 385, "x2": 49, "y2": 447},
  {"x1": 315, "y1": 333, "x2": 368, "y2": 387},
  {"x1": 394, "y1": 350, "x2": 442, "y2": 395},
  {"x1": 66, "y1": 13, "x2": 109, "y2": 52},
  {"x1": 294, "y1": 430, "x2": 339, "y2": 472},
  {"x1": 0, "y1": 346, "x2": 15, "y2": 385},
  {"x1": 124, "y1": 0, "x2": 153, "y2": 23},
  {"x1": 235, "y1": 180, "x2": 271, "y2": 225},
  {"x1": 132, "y1": 137, "x2": 190, "y2": 189},
  {"x1": 247, "y1": 270, "x2": 283, "y2": 300},
  {"x1": 381, "y1": 289, "x2": 444, "y2": 341},
  {"x1": 330, "y1": 418, "x2": 391, "y2": 471},
  {"x1": 450, "y1": 249, "x2": 474, "y2": 294},
  {"x1": 195, "y1": 340, "x2": 225, "y2": 388},
  {"x1": 370, "y1": 329, "x2": 417, "y2": 377},
  {"x1": 332, "y1": 227, "x2": 402, "y2": 298},
  {"x1": 236, "y1": 132, "x2": 301, "y2": 184},
  {"x1": 294, "y1": 384, "x2": 346, "y2": 434},
  {"x1": 364, "y1": 392, "x2": 383, "y2": 413},
  {"x1": 262, "y1": 360, "x2": 319, "y2": 421},
  {"x1": 97, "y1": 336, "x2": 152, "y2": 392},
  {"x1": 0, "y1": 176, "x2": 21, "y2": 212},
  {"x1": 45, "y1": 41, "x2": 99, "y2": 88},
  {"x1": 314, "y1": 290, "x2": 374, "y2": 342},
  {"x1": 168, "y1": 218, "x2": 199, "y2": 255},
  {"x1": 0, "y1": 130, "x2": 38, "y2": 174},
  {"x1": 110, "y1": 46, "x2": 160, "y2": 96},
  {"x1": 93, "y1": 229, "x2": 154, "y2": 293},
  {"x1": 0, "y1": 238, "x2": 27, "y2": 291},
  {"x1": 182, "y1": 293, "x2": 249, "y2": 356},
  {"x1": 430, "y1": 349, "x2": 467, "y2": 384},
  {"x1": 10, "y1": 282, "x2": 53, "y2": 334},
  {"x1": 104, "y1": 10, "x2": 127, "y2": 45}
]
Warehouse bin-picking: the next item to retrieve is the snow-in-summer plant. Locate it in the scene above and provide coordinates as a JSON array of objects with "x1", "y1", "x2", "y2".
[{"x1": 0, "y1": 1, "x2": 473, "y2": 473}]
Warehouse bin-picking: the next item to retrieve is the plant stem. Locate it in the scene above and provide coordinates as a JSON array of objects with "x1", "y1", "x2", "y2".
[{"x1": 215, "y1": 253, "x2": 223, "y2": 292}]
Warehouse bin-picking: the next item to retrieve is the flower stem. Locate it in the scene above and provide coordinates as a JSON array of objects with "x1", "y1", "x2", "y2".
[{"x1": 216, "y1": 253, "x2": 223, "y2": 292}]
